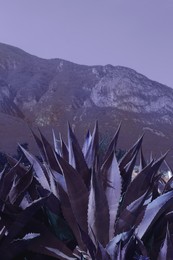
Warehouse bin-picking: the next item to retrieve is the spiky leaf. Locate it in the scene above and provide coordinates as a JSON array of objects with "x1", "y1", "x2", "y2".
[
  {"x1": 136, "y1": 190, "x2": 173, "y2": 239},
  {"x1": 102, "y1": 152, "x2": 122, "y2": 239},
  {"x1": 88, "y1": 170, "x2": 109, "y2": 246},
  {"x1": 57, "y1": 154, "x2": 89, "y2": 233}
]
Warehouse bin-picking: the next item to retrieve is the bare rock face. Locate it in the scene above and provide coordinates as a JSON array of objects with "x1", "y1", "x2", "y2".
[
  {"x1": 90, "y1": 66, "x2": 173, "y2": 116},
  {"x1": 0, "y1": 42, "x2": 173, "y2": 165}
]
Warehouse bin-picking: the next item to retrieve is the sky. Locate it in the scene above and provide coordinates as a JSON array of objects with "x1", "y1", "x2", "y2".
[{"x1": 0, "y1": 0, "x2": 173, "y2": 87}]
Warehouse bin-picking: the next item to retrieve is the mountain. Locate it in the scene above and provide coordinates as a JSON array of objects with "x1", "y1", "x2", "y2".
[{"x1": 0, "y1": 42, "x2": 173, "y2": 166}]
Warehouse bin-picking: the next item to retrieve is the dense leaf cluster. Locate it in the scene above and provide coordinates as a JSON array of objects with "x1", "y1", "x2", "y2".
[{"x1": 0, "y1": 123, "x2": 173, "y2": 259}]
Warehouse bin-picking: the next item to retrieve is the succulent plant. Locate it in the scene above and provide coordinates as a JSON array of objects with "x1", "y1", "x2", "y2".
[{"x1": 0, "y1": 122, "x2": 173, "y2": 259}]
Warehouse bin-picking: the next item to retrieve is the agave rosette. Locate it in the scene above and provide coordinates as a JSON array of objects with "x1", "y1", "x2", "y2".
[{"x1": 0, "y1": 122, "x2": 173, "y2": 259}]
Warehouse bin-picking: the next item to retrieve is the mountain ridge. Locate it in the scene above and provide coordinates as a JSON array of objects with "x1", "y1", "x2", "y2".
[{"x1": 0, "y1": 42, "x2": 173, "y2": 166}]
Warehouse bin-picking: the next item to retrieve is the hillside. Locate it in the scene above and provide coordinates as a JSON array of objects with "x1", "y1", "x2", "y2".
[{"x1": 0, "y1": 42, "x2": 173, "y2": 166}]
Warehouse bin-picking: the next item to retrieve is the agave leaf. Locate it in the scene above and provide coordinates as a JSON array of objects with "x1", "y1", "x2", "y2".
[
  {"x1": 52, "y1": 129, "x2": 62, "y2": 155},
  {"x1": 78, "y1": 225, "x2": 96, "y2": 260},
  {"x1": 0, "y1": 166, "x2": 6, "y2": 182},
  {"x1": 88, "y1": 170, "x2": 109, "y2": 247},
  {"x1": 57, "y1": 154, "x2": 89, "y2": 233},
  {"x1": 135, "y1": 235, "x2": 148, "y2": 258},
  {"x1": 43, "y1": 164, "x2": 58, "y2": 197},
  {"x1": 38, "y1": 129, "x2": 62, "y2": 172},
  {"x1": 150, "y1": 151, "x2": 154, "y2": 162},
  {"x1": 26, "y1": 178, "x2": 41, "y2": 202},
  {"x1": 0, "y1": 167, "x2": 7, "y2": 199},
  {"x1": 32, "y1": 129, "x2": 62, "y2": 173},
  {"x1": 8, "y1": 166, "x2": 33, "y2": 205},
  {"x1": 45, "y1": 247, "x2": 76, "y2": 260},
  {"x1": 45, "y1": 210, "x2": 75, "y2": 246},
  {"x1": 121, "y1": 150, "x2": 139, "y2": 193},
  {"x1": 26, "y1": 220, "x2": 76, "y2": 260},
  {"x1": 42, "y1": 208, "x2": 69, "y2": 246},
  {"x1": 145, "y1": 214, "x2": 168, "y2": 259},
  {"x1": 165, "y1": 211, "x2": 173, "y2": 223},
  {"x1": 102, "y1": 152, "x2": 122, "y2": 240},
  {"x1": 120, "y1": 235, "x2": 135, "y2": 260},
  {"x1": 15, "y1": 232, "x2": 40, "y2": 241},
  {"x1": 30, "y1": 129, "x2": 47, "y2": 161},
  {"x1": 106, "y1": 229, "x2": 134, "y2": 258},
  {"x1": 164, "y1": 175, "x2": 173, "y2": 193},
  {"x1": 85, "y1": 121, "x2": 99, "y2": 169},
  {"x1": 51, "y1": 169, "x2": 67, "y2": 192},
  {"x1": 37, "y1": 185, "x2": 61, "y2": 215},
  {"x1": 120, "y1": 161, "x2": 153, "y2": 212},
  {"x1": 114, "y1": 242, "x2": 122, "y2": 260},
  {"x1": 19, "y1": 145, "x2": 50, "y2": 191},
  {"x1": 0, "y1": 195, "x2": 50, "y2": 257},
  {"x1": 67, "y1": 123, "x2": 91, "y2": 187},
  {"x1": 119, "y1": 135, "x2": 144, "y2": 171},
  {"x1": 0, "y1": 223, "x2": 6, "y2": 233},
  {"x1": 0, "y1": 162, "x2": 20, "y2": 206},
  {"x1": 6, "y1": 155, "x2": 29, "y2": 179},
  {"x1": 95, "y1": 242, "x2": 111, "y2": 260},
  {"x1": 67, "y1": 123, "x2": 76, "y2": 168},
  {"x1": 164, "y1": 160, "x2": 173, "y2": 177},
  {"x1": 11, "y1": 195, "x2": 50, "y2": 236},
  {"x1": 19, "y1": 196, "x2": 31, "y2": 209},
  {"x1": 0, "y1": 226, "x2": 6, "y2": 241},
  {"x1": 156, "y1": 177, "x2": 166, "y2": 195},
  {"x1": 136, "y1": 190, "x2": 173, "y2": 239},
  {"x1": 82, "y1": 130, "x2": 92, "y2": 157},
  {"x1": 59, "y1": 134, "x2": 69, "y2": 162},
  {"x1": 151, "y1": 152, "x2": 169, "y2": 181},
  {"x1": 138, "y1": 147, "x2": 147, "y2": 172},
  {"x1": 103, "y1": 122, "x2": 121, "y2": 162},
  {"x1": 107, "y1": 240, "x2": 122, "y2": 260},
  {"x1": 158, "y1": 225, "x2": 173, "y2": 260},
  {"x1": 72, "y1": 247, "x2": 82, "y2": 259},
  {"x1": 0, "y1": 238, "x2": 29, "y2": 259},
  {"x1": 6, "y1": 153, "x2": 21, "y2": 165},
  {"x1": 74, "y1": 247, "x2": 93, "y2": 260},
  {"x1": 58, "y1": 184, "x2": 85, "y2": 249},
  {"x1": 5, "y1": 234, "x2": 41, "y2": 258},
  {"x1": 120, "y1": 153, "x2": 167, "y2": 214},
  {"x1": 121, "y1": 235, "x2": 149, "y2": 260},
  {"x1": 115, "y1": 190, "x2": 149, "y2": 235}
]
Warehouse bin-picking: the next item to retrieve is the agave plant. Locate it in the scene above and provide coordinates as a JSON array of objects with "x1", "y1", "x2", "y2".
[
  {"x1": 1, "y1": 122, "x2": 173, "y2": 259},
  {"x1": 0, "y1": 155, "x2": 76, "y2": 259}
]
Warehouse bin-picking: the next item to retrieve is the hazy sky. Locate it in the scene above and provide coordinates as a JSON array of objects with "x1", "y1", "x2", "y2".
[{"x1": 0, "y1": 0, "x2": 173, "y2": 87}]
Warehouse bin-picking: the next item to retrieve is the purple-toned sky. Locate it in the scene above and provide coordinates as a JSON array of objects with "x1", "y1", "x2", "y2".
[{"x1": 0, "y1": 0, "x2": 173, "y2": 87}]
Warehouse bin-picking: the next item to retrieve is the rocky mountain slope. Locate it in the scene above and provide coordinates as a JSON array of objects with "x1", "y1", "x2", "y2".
[{"x1": 0, "y1": 42, "x2": 173, "y2": 166}]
